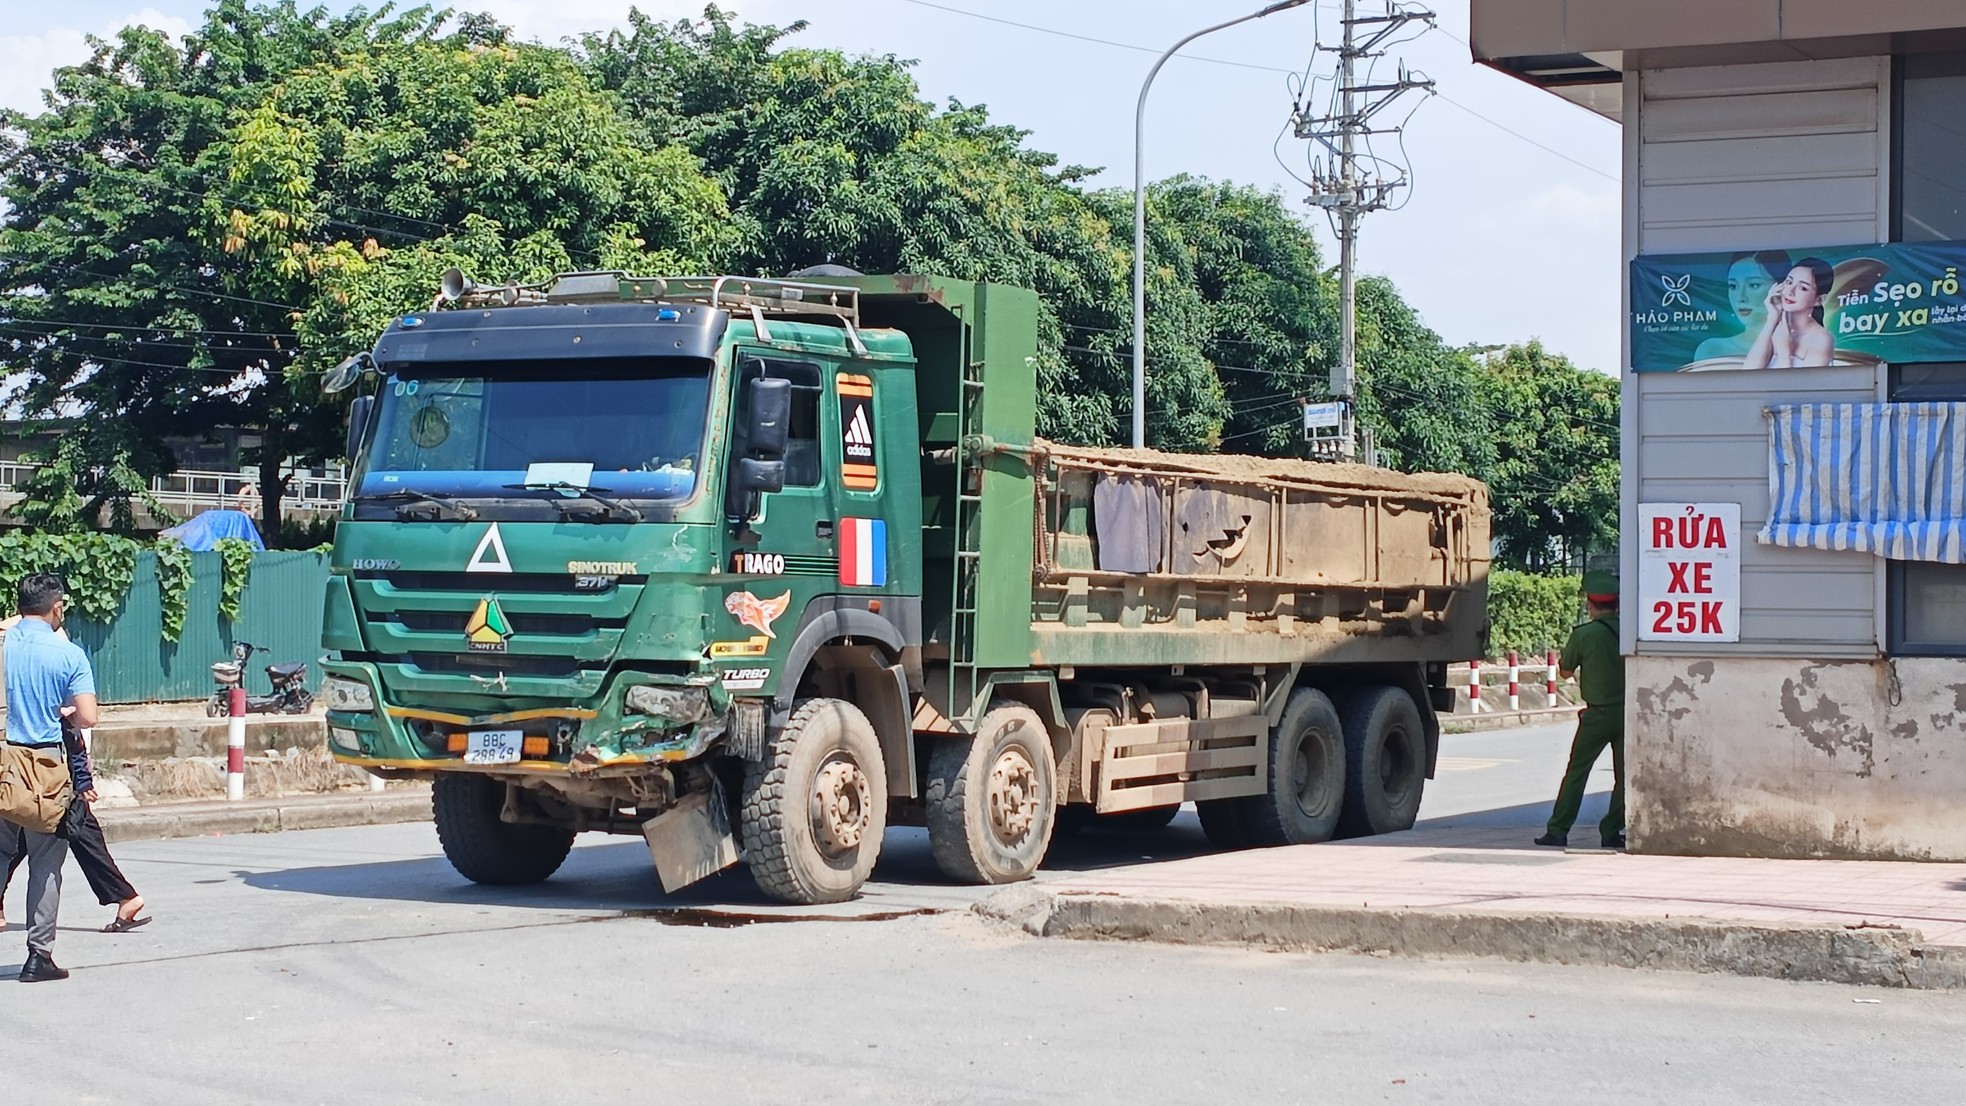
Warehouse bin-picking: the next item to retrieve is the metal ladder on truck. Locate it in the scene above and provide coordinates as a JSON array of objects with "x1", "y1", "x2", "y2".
[{"x1": 945, "y1": 325, "x2": 986, "y2": 729}]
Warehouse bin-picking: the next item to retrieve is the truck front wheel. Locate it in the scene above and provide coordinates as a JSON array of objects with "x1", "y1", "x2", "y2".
[
  {"x1": 432, "y1": 775, "x2": 575, "y2": 886},
  {"x1": 926, "y1": 703, "x2": 1057, "y2": 884},
  {"x1": 1337, "y1": 686, "x2": 1427, "y2": 837},
  {"x1": 740, "y1": 698, "x2": 888, "y2": 905}
]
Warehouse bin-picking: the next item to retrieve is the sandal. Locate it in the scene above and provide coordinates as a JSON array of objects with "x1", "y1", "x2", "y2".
[{"x1": 102, "y1": 915, "x2": 152, "y2": 933}]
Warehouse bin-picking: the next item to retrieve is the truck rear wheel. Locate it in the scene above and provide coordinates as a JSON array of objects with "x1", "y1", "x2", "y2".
[
  {"x1": 1337, "y1": 686, "x2": 1427, "y2": 837},
  {"x1": 1238, "y1": 687, "x2": 1346, "y2": 847},
  {"x1": 740, "y1": 698, "x2": 888, "y2": 905},
  {"x1": 926, "y1": 703, "x2": 1057, "y2": 884},
  {"x1": 1195, "y1": 798, "x2": 1251, "y2": 849},
  {"x1": 432, "y1": 774, "x2": 575, "y2": 886}
]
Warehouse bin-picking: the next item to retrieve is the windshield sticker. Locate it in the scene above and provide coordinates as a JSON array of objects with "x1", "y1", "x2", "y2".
[
  {"x1": 525, "y1": 461, "x2": 595, "y2": 488},
  {"x1": 410, "y1": 404, "x2": 450, "y2": 448},
  {"x1": 710, "y1": 636, "x2": 771, "y2": 658},
  {"x1": 465, "y1": 597, "x2": 513, "y2": 653},
  {"x1": 838, "y1": 373, "x2": 878, "y2": 490},
  {"x1": 733, "y1": 552, "x2": 787, "y2": 575},
  {"x1": 466, "y1": 523, "x2": 513, "y2": 573},
  {"x1": 725, "y1": 590, "x2": 793, "y2": 638},
  {"x1": 840, "y1": 519, "x2": 889, "y2": 587},
  {"x1": 720, "y1": 667, "x2": 772, "y2": 691}
]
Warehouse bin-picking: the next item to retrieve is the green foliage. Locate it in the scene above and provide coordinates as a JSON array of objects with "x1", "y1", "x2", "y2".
[
  {"x1": 1488, "y1": 570, "x2": 1583, "y2": 658},
  {"x1": 1478, "y1": 342, "x2": 1621, "y2": 570},
  {"x1": 271, "y1": 516, "x2": 337, "y2": 550},
  {"x1": 0, "y1": 530, "x2": 142, "y2": 623},
  {"x1": 214, "y1": 537, "x2": 258, "y2": 622},
  {"x1": 154, "y1": 538, "x2": 194, "y2": 641}
]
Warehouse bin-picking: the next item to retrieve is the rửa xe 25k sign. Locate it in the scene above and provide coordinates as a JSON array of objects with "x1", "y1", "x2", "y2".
[{"x1": 1638, "y1": 503, "x2": 1740, "y2": 643}]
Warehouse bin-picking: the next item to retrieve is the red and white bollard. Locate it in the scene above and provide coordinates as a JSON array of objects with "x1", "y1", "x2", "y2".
[
  {"x1": 1507, "y1": 651, "x2": 1521, "y2": 712},
  {"x1": 1546, "y1": 649, "x2": 1560, "y2": 701},
  {"x1": 1468, "y1": 658, "x2": 1483, "y2": 713},
  {"x1": 226, "y1": 686, "x2": 247, "y2": 802}
]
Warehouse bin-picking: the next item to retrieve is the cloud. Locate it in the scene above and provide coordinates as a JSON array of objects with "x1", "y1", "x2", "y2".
[{"x1": 0, "y1": 8, "x2": 193, "y2": 116}]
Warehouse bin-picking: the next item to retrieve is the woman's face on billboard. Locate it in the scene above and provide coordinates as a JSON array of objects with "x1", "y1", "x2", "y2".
[
  {"x1": 1727, "y1": 257, "x2": 1774, "y2": 324},
  {"x1": 1779, "y1": 265, "x2": 1824, "y2": 313}
]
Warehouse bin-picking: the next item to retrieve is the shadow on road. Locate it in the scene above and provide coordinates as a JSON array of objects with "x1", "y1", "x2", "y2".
[
  {"x1": 234, "y1": 814, "x2": 1223, "y2": 913},
  {"x1": 231, "y1": 785, "x2": 1610, "y2": 912}
]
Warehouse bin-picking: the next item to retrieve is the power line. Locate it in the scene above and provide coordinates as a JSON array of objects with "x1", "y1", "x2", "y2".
[
  {"x1": 1433, "y1": 96, "x2": 1615, "y2": 182},
  {"x1": 890, "y1": 0, "x2": 1618, "y2": 181},
  {"x1": 0, "y1": 253, "x2": 302, "y2": 313},
  {"x1": 893, "y1": 0, "x2": 1302, "y2": 73},
  {"x1": 0, "y1": 316, "x2": 294, "y2": 339}
]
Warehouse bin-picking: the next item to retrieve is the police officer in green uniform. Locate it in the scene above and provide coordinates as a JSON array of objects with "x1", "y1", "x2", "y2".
[{"x1": 1535, "y1": 570, "x2": 1626, "y2": 850}]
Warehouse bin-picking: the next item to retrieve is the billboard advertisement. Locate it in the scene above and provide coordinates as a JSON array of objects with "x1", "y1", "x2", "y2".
[{"x1": 1630, "y1": 242, "x2": 1966, "y2": 372}]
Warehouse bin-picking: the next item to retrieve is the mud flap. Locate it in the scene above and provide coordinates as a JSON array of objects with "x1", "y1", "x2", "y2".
[{"x1": 643, "y1": 783, "x2": 740, "y2": 893}]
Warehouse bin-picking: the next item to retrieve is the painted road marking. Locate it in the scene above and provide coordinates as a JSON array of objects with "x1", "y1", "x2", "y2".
[{"x1": 1435, "y1": 757, "x2": 1518, "y2": 772}]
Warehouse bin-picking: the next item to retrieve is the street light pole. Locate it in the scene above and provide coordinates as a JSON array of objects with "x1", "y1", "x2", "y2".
[{"x1": 1133, "y1": 0, "x2": 1311, "y2": 449}]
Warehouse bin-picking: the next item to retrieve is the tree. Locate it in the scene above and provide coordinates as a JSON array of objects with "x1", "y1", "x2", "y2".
[
  {"x1": 1, "y1": 1, "x2": 733, "y2": 534},
  {"x1": 1478, "y1": 341, "x2": 1620, "y2": 569}
]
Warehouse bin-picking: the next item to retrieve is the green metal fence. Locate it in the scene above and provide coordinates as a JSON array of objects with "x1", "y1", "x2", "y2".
[{"x1": 66, "y1": 550, "x2": 330, "y2": 704}]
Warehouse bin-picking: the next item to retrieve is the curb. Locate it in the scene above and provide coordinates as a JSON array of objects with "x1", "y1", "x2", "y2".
[
  {"x1": 973, "y1": 887, "x2": 1966, "y2": 991},
  {"x1": 1441, "y1": 706, "x2": 1582, "y2": 734},
  {"x1": 88, "y1": 715, "x2": 328, "y2": 762},
  {"x1": 95, "y1": 789, "x2": 431, "y2": 845}
]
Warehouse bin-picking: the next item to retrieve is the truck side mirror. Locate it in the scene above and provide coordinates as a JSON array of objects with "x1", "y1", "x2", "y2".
[
  {"x1": 346, "y1": 395, "x2": 373, "y2": 462},
  {"x1": 746, "y1": 376, "x2": 792, "y2": 461},
  {"x1": 736, "y1": 457, "x2": 786, "y2": 496}
]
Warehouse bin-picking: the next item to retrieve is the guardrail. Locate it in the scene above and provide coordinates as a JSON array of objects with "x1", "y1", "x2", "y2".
[
  {"x1": 0, "y1": 463, "x2": 345, "y2": 514},
  {"x1": 1452, "y1": 653, "x2": 1572, "y2": 713}
]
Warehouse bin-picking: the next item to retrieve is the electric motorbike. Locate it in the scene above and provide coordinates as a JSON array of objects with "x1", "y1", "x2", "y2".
[{"x1": 205, "y1": 640, "x2": 315, "y2": 716}]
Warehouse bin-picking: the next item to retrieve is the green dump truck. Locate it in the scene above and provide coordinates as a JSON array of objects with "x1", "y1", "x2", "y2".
[{"x1": 319, "y1": 270, "x2": 1489, "y2": 904}]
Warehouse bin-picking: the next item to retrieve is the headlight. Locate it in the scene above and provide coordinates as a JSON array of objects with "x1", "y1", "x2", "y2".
[
  {"x1": 329, "y1": 727, "x2": 363, "y2": 753},
  {"x1": 324, "y1": 676, "x2": 376, "y2": 713},
  {"x1": 624, "y1": 684, "x2": 710, "y2": 723}
]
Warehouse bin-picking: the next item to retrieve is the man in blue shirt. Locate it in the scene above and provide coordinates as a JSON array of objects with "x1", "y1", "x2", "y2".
[{"x1": 2, "y1": 573, "x2": 99, "y2": 983}]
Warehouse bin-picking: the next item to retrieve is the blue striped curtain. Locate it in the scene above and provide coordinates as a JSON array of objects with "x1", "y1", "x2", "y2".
[{"x1": 1763, "y1": 402, "x2": 1966, "y2": 563}]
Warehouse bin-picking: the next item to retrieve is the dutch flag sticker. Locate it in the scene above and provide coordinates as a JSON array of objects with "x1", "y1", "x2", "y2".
[{"x1": 839, "y1": 518, "x2": 889, "y2": 587}]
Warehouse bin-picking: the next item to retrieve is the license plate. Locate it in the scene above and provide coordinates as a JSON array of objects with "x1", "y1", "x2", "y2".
[{"x1": 463, "y1": 729, "x2": 524, "y2": 765}]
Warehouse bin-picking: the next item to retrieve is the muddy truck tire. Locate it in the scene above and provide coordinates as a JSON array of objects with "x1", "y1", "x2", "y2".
[
  {"x1": 1238, "y1": 687, "x2": 1347, "y2": 846},
  {"x1": 432, "y1": 774, "x2": 576, "y2": 886},
  {"x1": 1337, "y1": 685, "x2": 1427, "y2": 838},
  {"x1": 740, "y1": 698, "x2": 888, "y2": 905},
  {"x1": 926, "y1": 703, "x2": 1057, "y2": 884}
]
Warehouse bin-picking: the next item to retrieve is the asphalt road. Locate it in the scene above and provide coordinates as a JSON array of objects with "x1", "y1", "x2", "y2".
[{"x1": 16, "y1": 723, "x2": 1954, "y2": 1105}]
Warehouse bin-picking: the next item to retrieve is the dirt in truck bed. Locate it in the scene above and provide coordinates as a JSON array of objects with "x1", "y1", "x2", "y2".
[{"x1": 1035, "y1": 440, "x2": 1488, "y2": 499}]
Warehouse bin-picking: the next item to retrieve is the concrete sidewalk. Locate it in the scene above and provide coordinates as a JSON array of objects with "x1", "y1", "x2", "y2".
[{"x1": 979, "y1": 822, "x2": 1966, "y2": 989}]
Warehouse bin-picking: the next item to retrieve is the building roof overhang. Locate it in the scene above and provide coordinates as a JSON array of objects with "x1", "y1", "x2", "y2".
[{"x1": 1470, "y1": 1, "x2": 1966, "y2": 123}]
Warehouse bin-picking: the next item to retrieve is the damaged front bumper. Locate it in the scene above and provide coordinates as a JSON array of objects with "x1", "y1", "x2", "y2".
[{"x1": 322, "y1": 662, "x2": 736, "y2": 776}]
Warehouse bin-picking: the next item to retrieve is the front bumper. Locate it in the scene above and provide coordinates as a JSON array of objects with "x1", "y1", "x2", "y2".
[{"x1": 323, "y1": 661, "x2": 732, "y2": 775}]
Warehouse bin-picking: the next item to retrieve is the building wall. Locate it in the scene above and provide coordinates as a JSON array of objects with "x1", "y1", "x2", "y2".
[
  {"x1": 1631, "y1": 654, "x2": 1966, "y2": 859},
  {"x1": 1621, "y1": 54, "x2": 1966, "y2": 858},
  {"x1": 1624, "y1": 56, "x2": 1888, "y2": 658}
]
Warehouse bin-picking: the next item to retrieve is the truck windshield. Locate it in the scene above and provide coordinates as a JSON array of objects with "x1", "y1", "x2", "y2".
[{"x1": 354, "y1": 358, "x2": 711, "y2": 502}]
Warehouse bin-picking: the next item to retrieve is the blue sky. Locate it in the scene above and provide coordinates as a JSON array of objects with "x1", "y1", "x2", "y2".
[{"x1": 2, "y1": 0, "x2": 1624, "y2": 377}]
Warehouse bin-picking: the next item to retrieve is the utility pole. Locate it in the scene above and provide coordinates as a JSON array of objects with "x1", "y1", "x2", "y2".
[{"x1": 1295, "y1": 0, "x2": 1434, "y2": 462}]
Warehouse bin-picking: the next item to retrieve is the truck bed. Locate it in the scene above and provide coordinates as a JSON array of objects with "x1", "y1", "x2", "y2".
[{"x1": 1017, "y1": 441, "x2": 1490, "y2": 669}]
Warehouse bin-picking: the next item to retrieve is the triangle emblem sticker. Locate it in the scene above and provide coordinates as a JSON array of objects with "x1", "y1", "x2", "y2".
[{"x1": 466, "y1": 522, "x2": 513, "y2": 573}]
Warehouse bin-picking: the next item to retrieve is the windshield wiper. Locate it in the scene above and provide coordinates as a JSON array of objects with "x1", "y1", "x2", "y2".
[
  {"x1": 351, "y1": 488, "x2": 481, "y2": 521},
  {"x1": 503, "y1": 481, "x2": 645, "y2": 523}
]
